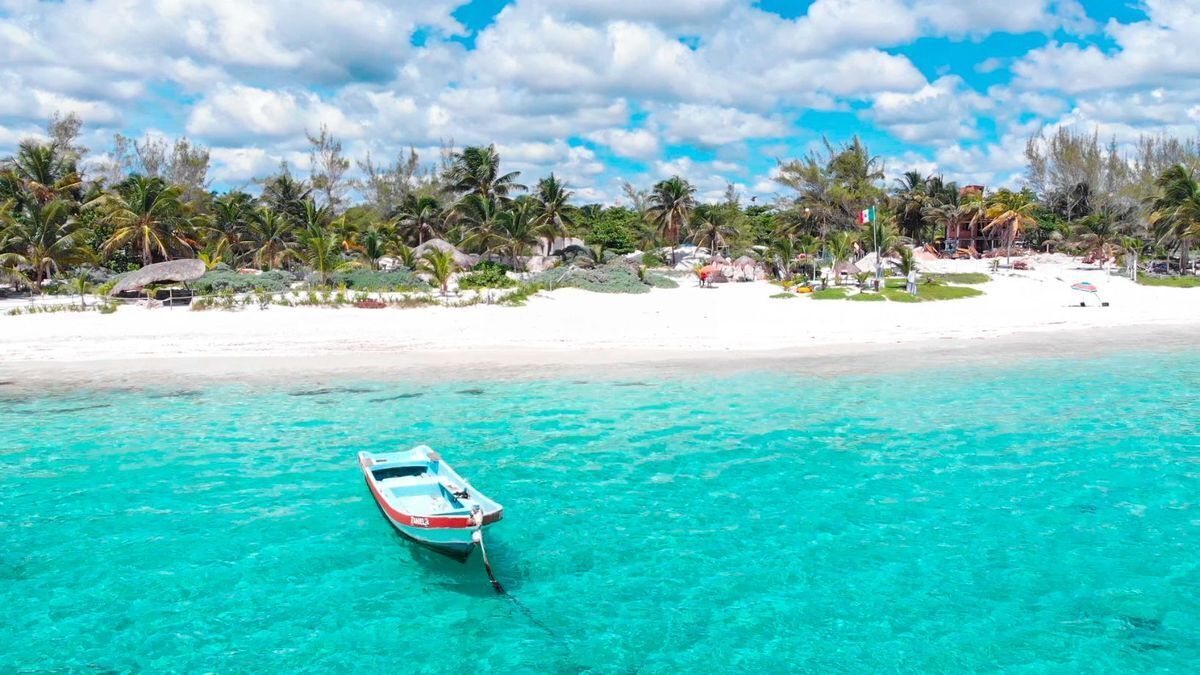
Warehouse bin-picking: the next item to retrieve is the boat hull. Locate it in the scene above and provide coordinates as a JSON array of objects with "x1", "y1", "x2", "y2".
[{"x1": 366, "y1": 479, "x2": 479, "y2": 560}]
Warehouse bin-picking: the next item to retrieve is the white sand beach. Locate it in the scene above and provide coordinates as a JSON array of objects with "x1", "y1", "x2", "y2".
[{"x1": 1, "y1": 254, "x2": 1196, "y2": 385}]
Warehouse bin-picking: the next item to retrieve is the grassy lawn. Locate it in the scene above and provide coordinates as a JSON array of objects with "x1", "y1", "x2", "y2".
[
  {"x1": 1137, "y1": 276, "x2": 1200, "y2": 288},
  {"x1": 810, "y1": 288, "x2": 849, "y2": 300},
  {"x1": 847, "y1": 292, "x2": 886, "y2": 302},
  {"x1": 915, "y1": 285, "x2": 984, "y2": 300},
  {"x1": 879, "y1": 287, "x2": 921, "y2": 302},
  {"x1": 925, "y1": 272, "x2": 991, "y2": 284},
  {"x1": 770, "y1": 292, "x2": 797, "y2": 299}
]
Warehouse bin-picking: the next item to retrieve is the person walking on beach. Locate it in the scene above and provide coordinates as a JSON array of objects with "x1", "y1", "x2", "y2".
[{"x1": 906, "y1": 268, "x2": 918, "y2": 296}]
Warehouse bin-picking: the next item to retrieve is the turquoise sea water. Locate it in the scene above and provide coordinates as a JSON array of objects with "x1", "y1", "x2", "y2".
[{"x1": 2, "y1": 350, "x2": 1198, "y2": 672}]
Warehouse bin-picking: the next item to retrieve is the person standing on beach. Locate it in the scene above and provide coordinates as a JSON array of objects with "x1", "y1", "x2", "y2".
[{"x1": 906, "y1": 268, "x2": 918, "y2": 295}]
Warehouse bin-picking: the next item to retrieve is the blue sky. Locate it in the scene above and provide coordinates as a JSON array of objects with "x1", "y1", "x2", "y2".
[{"x1": 1, "y1": 0, "x2": 1196, "y2": 203}]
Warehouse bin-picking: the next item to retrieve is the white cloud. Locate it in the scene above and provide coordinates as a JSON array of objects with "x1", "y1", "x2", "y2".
[
  {"x1": 1013, "y1": 0, "x2": 1200, "y2": 94},
  {"x1": 654, "y1": 104, "x2": 789, "y2": 146},
  {"x1": 587, "y1": 128, "x2": 661, "y2": 159},
  {"x1": 868, "y1": 76, "x2": 991, "y2": 143}
]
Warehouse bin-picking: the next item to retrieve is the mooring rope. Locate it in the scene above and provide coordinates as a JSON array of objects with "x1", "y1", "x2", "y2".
[{"x1": 473, "y1": 522, "x2": 566, "y2": 648}]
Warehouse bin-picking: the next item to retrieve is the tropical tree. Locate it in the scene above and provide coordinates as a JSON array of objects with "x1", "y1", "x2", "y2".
[
  {"x1": 206, "y1": 191, "x2": 255, "y2": 264},
  {"x1": 496, "y1": 198, "x2": 541, "y2": 269},
  {"x1": 647, "y1": 176, "x2": 696, "y2": 265},
  {"x1": 825, "y1": 231, "x2": 859, "y2": 286},
  {"x1": 0, "y1": 140, "x2": 83, "y2": 205},
  {"x1": 688, "y1": 207, "x2": 738, "y2": 255},
  {"x1": 1148, "y1": 164, "x2": 1200, "y2": 273},
  {"x1": 766, "y1": 234, "x2": 797, "y2": 281},
  {"x1": 246, "y1": 207, "x2": 297, "y2": 269},
  {"x1": 97, "y1": 175, "x2": 197, "y2": 265},
  {"x1": 0, "y1": 198, "x2": 92, "y2": 292},
  {"x1": 533, "y1": 174, "x2": 576, "y2": 254},
  {"x1": 458, "y1": 194, "x2": 507, "y2": 255},
  {"x1": 395, "y1": 193, "x2": 443, "y2": 245},
  {"x1": 447, "y1": 145, "x2": 524, "y2": 200},
  {"x1": 421, "y1": 248, "x2": 457, "y2": 296},
  {"x1": 299, "y1": 228, "x2": 347, "y2": 286},
  {"x1": 355, "y1": 221, "x2": 397, "y2": 270},
  {"x1": 895, "y1": 245, "x2": 917, "y2": 278},
  {"x1": 984, "y1": 188, "x2": 1038, "y2": 265},
  {"x1": 260, "y1": 169, "x2": 312, "y2": 223},
  {"x1": 1075, "y1": 207, "x2": 1126, "y2": 267}
]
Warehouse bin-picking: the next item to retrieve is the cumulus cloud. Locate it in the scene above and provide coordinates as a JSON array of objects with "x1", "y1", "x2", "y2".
[
  {"x1": 0, "y1": 0, "x2": 1189, "y2": 200},
  {"x1": 867, "y1": 76, "x2": 991, "y2": 143},
  {"x1": 1013, "y1": 0, "x2": 1200, "y2": 94}
]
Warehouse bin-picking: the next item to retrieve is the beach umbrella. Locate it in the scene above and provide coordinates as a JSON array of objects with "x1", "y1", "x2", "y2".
[
  {"x1": 1070, "y1": 281, "x2": 1108, "y2": 306},
  {"x1": 109, "y1": 259, "x2": 206, "y2": 296}
]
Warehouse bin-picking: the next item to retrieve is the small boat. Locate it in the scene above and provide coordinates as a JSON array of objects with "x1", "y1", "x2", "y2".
[{"x1": 358, "y1": 446, "x2": 503, "y2": 560}]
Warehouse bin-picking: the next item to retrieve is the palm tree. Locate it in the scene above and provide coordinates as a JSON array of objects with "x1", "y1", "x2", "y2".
[
  {"x1": 1149, "y1": 165, "x2": 1200, "y2": 274},
  {"x1": 300, "y1": 229, "x2": 347, "y2": 286},
  {"x1": 767, "y1": 234, "x2": 797, "y2": 281},
  {"x1": 825, "y1": 231, "x2": 859, "y2": 286},
  {"x1": 395, "y1": 194, "x2": 443, "y2": 245},
  {"x1": 892, "y1": 171, "x2": 930, "y2": 242},
  {"x1": 688, "y1": 208, "x2": 738, "y2": 255},
  {"x1": 1075, "y1": 208, "x2": 1122, "y2": 268},
  {"x1": 98, "y1": 175, "x2": 197, "y2": 265},
  {"x1": 260, "y1": 170, "x2": 312, "y2": 224},
  {"x1": 0, "y1": 198, "x2": 91, "y2": 292},
  {"x1": 356, "y1": 221, "x2": 396, "y2": 270},
  {"x1": 207, "y1": 191, "x2": 255, "y2": 265},
  {"x1": 0, "y1": 140, "x2": 83, "y2": 205},
  {"x1": 496, "y1": 198, "x2": 541, "y2": 269},
  {"x1": 895, "y1": 245, "x2": 917, "y2": 278},
  {"x1": 458, "y1": 194, "x2": 506, "y2": 255},
  {"x1": 421, "y1": 248, "x2": 457, "y2": 297},
  {"x1": 246, "y1": 207, "x2": 297, "y2": 269},
  {"x1": 533, "y1": 174, "x2": 576, "y2": 254},
  {"x1": 447, "y1": 145, "x2": 524, "y2": 200},
  {"x1": 647, "y1": 176, "x2": 696, "y2": 266},
  {"x1": 984, "y1": 189, "x2": 1038, "y2": 266}
]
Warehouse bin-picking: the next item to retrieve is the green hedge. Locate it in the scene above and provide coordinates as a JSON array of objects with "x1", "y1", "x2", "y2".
[
  {"x1": 328, "y1": 268, "x2": 428, "y2": 291},
  {"x1": 193, "y1": 270, "x2": 296, "y2": 293},
  {"x1": 458, "y1": 266, "x2": 517, "y2": 290}
]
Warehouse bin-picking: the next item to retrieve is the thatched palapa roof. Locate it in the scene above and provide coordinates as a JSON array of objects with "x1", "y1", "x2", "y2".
[{"x1": 110, "y1": 259, "x2": 206, "y2": 295}]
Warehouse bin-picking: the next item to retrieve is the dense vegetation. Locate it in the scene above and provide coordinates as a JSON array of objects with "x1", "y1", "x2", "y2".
[{"x1": 2, "y1": 113, "x2": 1198, "y2": 298}]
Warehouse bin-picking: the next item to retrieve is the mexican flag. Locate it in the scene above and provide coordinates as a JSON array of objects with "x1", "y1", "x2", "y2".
[{"x1": 858, "y1": 207, "x2": 876, "y2": 224}]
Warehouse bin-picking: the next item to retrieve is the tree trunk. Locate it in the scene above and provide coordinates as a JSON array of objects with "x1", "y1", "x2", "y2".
[{"x1": 1181, "y1": 237, "x2": 1192, "y2": 275}]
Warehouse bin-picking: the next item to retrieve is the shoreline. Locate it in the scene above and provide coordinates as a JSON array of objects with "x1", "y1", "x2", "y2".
[
  {"x1": 3, "y1": 322, "x2": 1196, "y2": 392},
  {"x1": 4, "y1": 256, "x2": 1197, "y2": 392}
]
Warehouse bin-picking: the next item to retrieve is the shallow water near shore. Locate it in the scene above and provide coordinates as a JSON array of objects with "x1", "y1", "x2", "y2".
[{"x1": 2, "y1": 350, "x2": 1198, "y2": 671}]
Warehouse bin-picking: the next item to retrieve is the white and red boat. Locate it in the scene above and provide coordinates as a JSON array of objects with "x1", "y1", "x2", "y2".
[{"x1": 358, "y1": 446, "x2": 503, "y2": 560}]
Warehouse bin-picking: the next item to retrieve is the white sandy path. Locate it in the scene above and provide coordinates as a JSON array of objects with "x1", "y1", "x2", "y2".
[{"x1": 0, "y1": 256, "x2": 1196, "y2": 374}]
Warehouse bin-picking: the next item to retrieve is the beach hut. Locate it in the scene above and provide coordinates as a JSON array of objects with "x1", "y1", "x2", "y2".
[
  {"x1": 732, "y1": 255, "x2": 763, "y2": 281},
  {"x1": 109, "y1": 259, "x2": 206, "y2": 305}
]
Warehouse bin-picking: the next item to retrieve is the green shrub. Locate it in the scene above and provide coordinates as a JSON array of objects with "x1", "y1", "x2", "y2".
[
  {"x1": 639, "y1": 251, "x2": 668, "y2": 268},
  {"x1": 532, "y1": 261, "x2": 659, "y2": 294},
  {"x1": 457, "y1": 266, "x2": 517, "y2": 290},
  {"x1": 193, "y1": 270, "x2": 296, "y2": 293},
  {"x1": 329, "y1": 268, "x2": 427, "y2": 291},
  {"x1": 499, "y1": 282, "x2": 546, "y2": 306}
]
